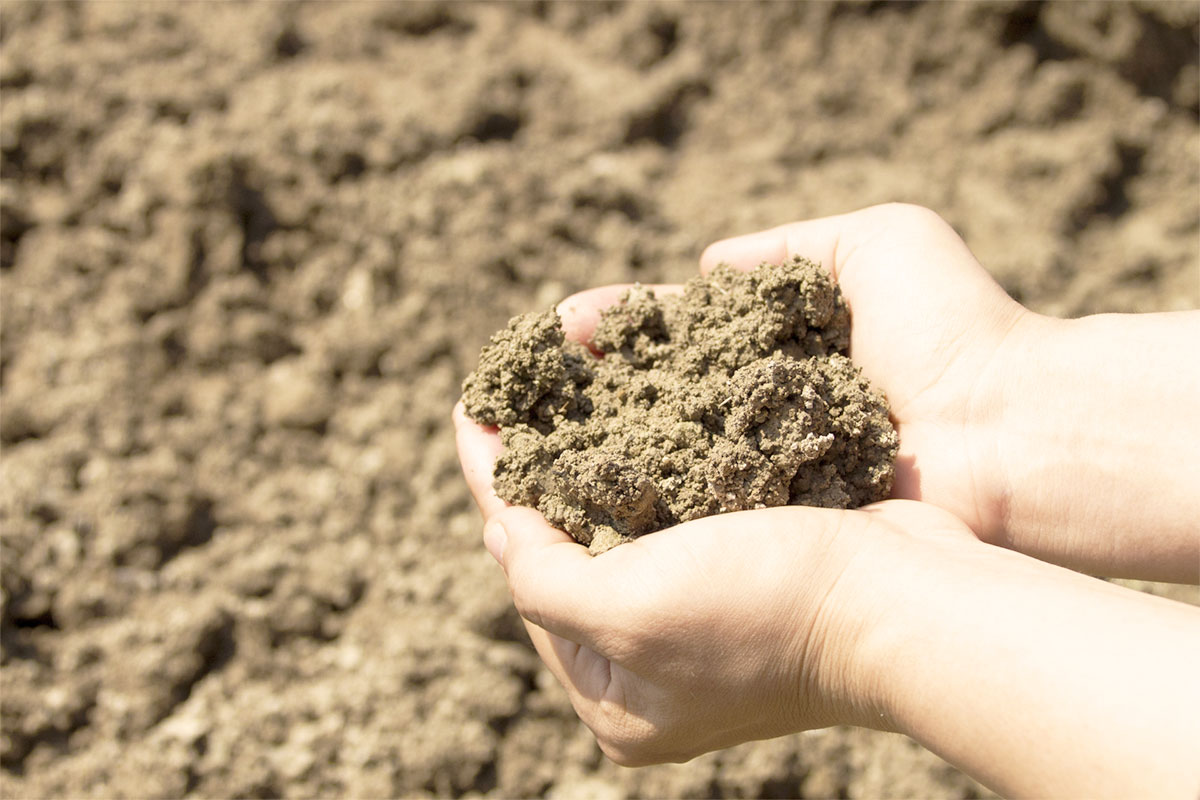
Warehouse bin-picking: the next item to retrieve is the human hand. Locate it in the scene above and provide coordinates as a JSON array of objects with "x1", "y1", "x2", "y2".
[
  {"x1": 701, "y1": 204, "x2": 1038, "y2": 542},
  {"x1": 549, "y1": 204, "x2": 1031, "y2": 542},
  {"x1": 694, "y1": 204, "x2": 1200, "y2": 582},
  {"x1": 456, "y1": 411, "x2": 1200, "y2": 795},
  {"x1": 454, "y1": 203, "x2": 1200, "y2": 788},
  {"x1": 464, "y1": 200, "x2": 1196, "y2": 587},
  {"x1": 453, "y1": 258, "x2": 986, "y2": 764},
  {"x1": 455, "y1": 399, "x2": 974, "y2": 763},
  {"x1": 452, "y1": 202, "x2": 1027, "y2": 761}
]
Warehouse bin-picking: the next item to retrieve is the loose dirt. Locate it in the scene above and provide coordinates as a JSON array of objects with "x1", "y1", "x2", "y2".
[
  {"x1": 464, "y1": 258, "x2": 897, "y2": 553},
  {"x1": 1, "y1": 2, "x2": 1196, "y2": 798}
]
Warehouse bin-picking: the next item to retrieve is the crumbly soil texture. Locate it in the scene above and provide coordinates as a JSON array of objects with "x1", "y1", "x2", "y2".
[
  {"x1": 464, "y1": 258, "x2": 898, "y2": 553},
  {"x1": 2, "y1": 2, "x2": 1197, "y2": 798}
]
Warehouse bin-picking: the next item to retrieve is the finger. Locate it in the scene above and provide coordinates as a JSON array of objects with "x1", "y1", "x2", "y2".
[
  {"x1": 487, "y1": 505, "x2": 628, "y2": 651},
  {"x1": 520, "y1": 617, "x2": 581, "y2": 688},
  {"x1": 452, "y1": 401, "x2": 509, "y2": 520},
  {"x1": 557, "y1": 284, "x2": 683, "y2": 347},
  {"x1": 698, "y1": 204, "x2": 997, "y2": 304},
  {"x1": 699, "y1": 215, "x2": 851, "y2": 277},
  {"x1": 519, "y1": 619, "x2": 616, "y2": 706}
]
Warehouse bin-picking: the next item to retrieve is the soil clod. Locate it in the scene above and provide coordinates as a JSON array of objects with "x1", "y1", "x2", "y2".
[{"x1": 463, "y1": 257, "x2": 899, "y2": 553}]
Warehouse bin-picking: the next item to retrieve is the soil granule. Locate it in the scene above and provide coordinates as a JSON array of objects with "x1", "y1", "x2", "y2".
[{"x1": 463, "y1": 257, "x2": 898, "y2": 553}]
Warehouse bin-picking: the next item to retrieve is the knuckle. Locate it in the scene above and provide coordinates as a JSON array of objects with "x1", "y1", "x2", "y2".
[
  {"x1": 587, "y1": 696, "x2": 705, "y2": 767},
  {"x1": 875, "y1": 201, "x2": 946, "y2": 230},
  {"x1": 598, "y1": 740, "x2": 643, "y2": 768},
  {"x1": 509, "y1": 581, "x2": 546, "y2": 629},
  {"x1": 509, "y1": 587, "x2": 534, "y2": 622},
  {"x1": 506, "y1": 561, "x2": 548, "y2": 628},
  {"x1": 592, "y1": 706, "x2": 661, "y2": 766},
  {"x1": 598, "y1": 735, "x2": 690, "y2": 769}
]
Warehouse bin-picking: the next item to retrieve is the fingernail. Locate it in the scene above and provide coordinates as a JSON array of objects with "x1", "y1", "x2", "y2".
[{"x1": 483, "y1": 518, "x2": 507, "y2": 565}]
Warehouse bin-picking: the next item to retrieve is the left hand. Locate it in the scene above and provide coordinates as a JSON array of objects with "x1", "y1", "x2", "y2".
[
  {"x1": 453, "y1": 411, "x2": 973, "y2": 765},
  {"x1": 452, "y1": 281, "x2": 979, "y2": 764}
]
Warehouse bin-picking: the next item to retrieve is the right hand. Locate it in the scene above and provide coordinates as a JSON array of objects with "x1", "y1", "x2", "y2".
[
  {"x1": 697, "y1": 204, "x2": 1035, "y2": 544},
  {"x1": 556, "y1": 204, "x2": 1037, "y2": 546},
  {"x1": 694, "y1": 204, "x2": 1200, "y2": 583},
  {"x1": 561, "y1": 202, "x2": 1197, "y2": 583}
]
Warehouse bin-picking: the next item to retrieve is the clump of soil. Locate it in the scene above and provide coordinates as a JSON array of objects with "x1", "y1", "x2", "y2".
[{"x1": 463, "y1": 257, "x2": 899, "y2": 553}]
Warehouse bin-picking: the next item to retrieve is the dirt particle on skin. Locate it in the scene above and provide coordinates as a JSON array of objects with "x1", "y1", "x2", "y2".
[{"x1": 462, "y1": 257, "x2": 899, "y2": 553}]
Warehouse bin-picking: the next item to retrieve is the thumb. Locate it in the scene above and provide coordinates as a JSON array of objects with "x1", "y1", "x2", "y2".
[
  {"x1": 556, "y1": 283, "x2": 682, "y2": 348},
  {"x1": 485, "y1": 506, "x2": 627, "y2": 649},
  {"x1": 699, "y1": 204, "x2": 1008, "y2": 313},
  {"x1": 700, "y1": 213, "x2": 849, "y2": 277}
]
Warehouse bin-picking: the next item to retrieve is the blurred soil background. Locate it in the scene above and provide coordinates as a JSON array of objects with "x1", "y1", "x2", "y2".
[{"x1": 1, "y1": 1, "x2": 1197, "y2": 797}]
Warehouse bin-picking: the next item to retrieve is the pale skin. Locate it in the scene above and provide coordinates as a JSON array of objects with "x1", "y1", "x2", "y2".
[{"x1": 453, "y1": 203, "x2": 1200, "y2": 798}]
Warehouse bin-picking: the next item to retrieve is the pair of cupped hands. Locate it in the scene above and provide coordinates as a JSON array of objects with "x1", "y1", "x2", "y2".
[{"x1": 452, "y1": 204, "x2": 1198, "y2": 791}]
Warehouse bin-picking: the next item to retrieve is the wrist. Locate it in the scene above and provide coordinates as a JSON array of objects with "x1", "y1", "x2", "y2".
[
  {"x1": 843, "y1": 521, "x2": 1014, "y2": 737},
  {"x1": 974, "y1": 309, "x2": 1200, "y2": 580},
  {"x1": 842, "y1": 512, "x2": 1200, "y2": 798},
  {"x1": 964, "y1": 308, "x2": 1067, "y2": 548},
  {"x1": 793, "y1": 511, "x2": 937, "y2": 733}
]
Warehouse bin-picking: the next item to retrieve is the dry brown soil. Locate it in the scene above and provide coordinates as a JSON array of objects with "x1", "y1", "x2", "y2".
[
  {"x1": 463, "y1": 259, "x2": 898, "y2": 552},
  {"x1": 1, "y1": 2, "x2": 1197, "y2": 798}
]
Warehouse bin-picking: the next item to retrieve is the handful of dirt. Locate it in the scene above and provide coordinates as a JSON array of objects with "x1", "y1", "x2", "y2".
[{"x1": 462, "y1": 257, "x2": 899, "y2": 553}]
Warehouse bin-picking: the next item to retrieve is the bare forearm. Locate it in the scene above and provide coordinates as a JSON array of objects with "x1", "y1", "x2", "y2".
[
  {"x1": 858, "y1": 537, "x2": 1200, "y2": 798},
  {"x1": 986, "y1": 311, "x2": 1200, "y2": 581}
]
